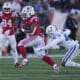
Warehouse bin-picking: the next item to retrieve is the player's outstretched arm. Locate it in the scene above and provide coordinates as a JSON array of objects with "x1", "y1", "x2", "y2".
[{"x1": 34, "y1": 37, "x2": 63, "y2": 52}]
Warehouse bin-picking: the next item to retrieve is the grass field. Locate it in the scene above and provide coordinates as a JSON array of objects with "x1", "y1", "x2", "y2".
[{"x1": 0, "y1": 50, "x2": 80, "y2": 80}]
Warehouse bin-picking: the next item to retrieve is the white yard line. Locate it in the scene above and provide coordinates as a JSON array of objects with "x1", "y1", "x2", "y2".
[{"x1": 0, "y1": 54, "x2": 64, "y2": 59}]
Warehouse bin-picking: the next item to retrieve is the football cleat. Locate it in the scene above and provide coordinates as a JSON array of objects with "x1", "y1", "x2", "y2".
[
  {"x1": 22, "y1": 59, "x2": 29, "y2": 66},
  {"x1": 53, "y1": 64, "x2": 60, "y2": 74},
  {"x1": 15, "y1": 63, "x2": 23, "y2": 68}
]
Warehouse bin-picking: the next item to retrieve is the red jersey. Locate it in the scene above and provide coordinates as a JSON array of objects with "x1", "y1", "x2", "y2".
[
  {"x1": 21, "y1": 15, "x2": 42, "y2": 36},
  {"x1": 0, "y1": 11, "x2": 18, "y2": 35}
]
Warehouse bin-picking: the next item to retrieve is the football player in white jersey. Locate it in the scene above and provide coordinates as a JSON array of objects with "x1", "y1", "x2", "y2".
[{"x1": 34, "y1": 25, "x2": 80, "y2": 68}]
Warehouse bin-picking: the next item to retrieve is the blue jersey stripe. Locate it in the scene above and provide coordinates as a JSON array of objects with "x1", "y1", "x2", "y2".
[
  {"x1": 63, "y1": 47, "x2": 74, "y2": 61},
  {"x1": 63, "y1": 45, "x2": 76, "y2": 62}
]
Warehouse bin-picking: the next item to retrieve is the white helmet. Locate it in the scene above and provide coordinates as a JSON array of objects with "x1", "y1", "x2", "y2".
[
  {"x1": 2, "y1": 2, "x2": 12, "y2": 14},
  {"x1": 21, "y1": 6, "x2": 35, "y2": 20},
  {"x1": 46, "y1": 25, "x2": 57, "y2": 36}
]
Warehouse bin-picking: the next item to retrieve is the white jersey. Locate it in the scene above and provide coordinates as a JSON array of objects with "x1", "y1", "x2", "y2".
[
  {"x1": 52, "y1": 30, "x2": 78, "y2": 50},
  {"x1": 41, "y1": 29, "x2": 78, "y2": 50},
  {"x1": 34, "y1": 29, "x2": 79, "y2": 52}
]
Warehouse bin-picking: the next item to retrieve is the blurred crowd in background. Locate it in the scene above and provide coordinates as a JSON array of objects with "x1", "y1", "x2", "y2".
[{"x1": 0, "y1": 0, "x2": 80, "y2": 56}]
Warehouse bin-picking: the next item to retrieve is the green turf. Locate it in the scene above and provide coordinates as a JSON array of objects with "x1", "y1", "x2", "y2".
[
  {"x1": 49, "y1": 49, "x2": 66, "y2": 54},
  {"x1": 0, "y1": 56, "x2": 80, "y2": 80}
]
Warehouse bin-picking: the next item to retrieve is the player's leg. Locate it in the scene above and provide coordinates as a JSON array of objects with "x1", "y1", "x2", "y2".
[
  {"x1": 61, "y1": 44, "x2": 80, "y2": 68},
  {"x1": 18, "y1": 36, "x2": 40, "y2": 65},
  {"x1": 8, "y1": 35, "x2": 22, "y2": 67},
  {"x1": 34, "y1": 36, "x2": 60, "y2": 73},
  {"x1": 0, "y1": 34, "x2": 5, "y2": 56}
]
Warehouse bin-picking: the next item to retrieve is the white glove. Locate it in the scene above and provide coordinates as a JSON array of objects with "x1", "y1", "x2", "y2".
[
  {"x1": 21, "y1": 28, "x2": 25, "y2": 32},
  {"x1": 64, "y1": 29, "x2": 71, "y2": 35},
  {"x1": 52, "y1": 45, "x2": 60, "y2": 49},
  {"x1": 4, "y1": 30, "x2": 10, "y2": 35}
]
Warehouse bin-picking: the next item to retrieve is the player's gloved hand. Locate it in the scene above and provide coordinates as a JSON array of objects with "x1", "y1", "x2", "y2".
[
  {"x1": 63, "y1": 29, "x2": 71, "y2": 35},
  {"x1": 21, "y1": 28, "x2": 25, "y2": 32},
  {"x1": 4, "y1": 30, "x2": 10, "y2": 35},
  {"x1": 52, "y1": 45, "x2": 60, "y2": 49}
]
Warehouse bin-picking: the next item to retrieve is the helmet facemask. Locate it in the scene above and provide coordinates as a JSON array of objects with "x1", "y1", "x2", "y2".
[
  {"x1": 21, "y1": 12, "x2": 27, "y2": 20},
  {"x1": 46, "y1": 25, "x2": 57, "y2": 37},
  {"x1": 2, "y1": 2, "x2": 12, "y2": 14},
  {"x1": 3, "y1": 8, "x2": 11, "y2": 14},
  {"x1": 21, "y1": 6, "x2": 35, "y2": 20}
]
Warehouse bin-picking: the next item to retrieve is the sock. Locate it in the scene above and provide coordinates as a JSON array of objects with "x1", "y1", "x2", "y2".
[
  {"x1": 18, "y1": 45, "x2": 27, "y2": 59},
  {"x1": 12, "y1": 51, "x2": 18, "y2": 64},
  {"x1": 65, "y1": 61, "x2": 80, "y2": 68},
  {"x1": 42, "y1": 55, "x2": 55, "y2": 66},
  {"x1": 0, "y1": 51, "x2": 2, "y2": 56},
  {"x1": 0, "y1": 48, "x2": 2, "y2": 56}
]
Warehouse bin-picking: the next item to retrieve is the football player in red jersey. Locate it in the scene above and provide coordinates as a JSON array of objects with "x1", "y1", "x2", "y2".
[
  {"x1": 18, "y1": 6, "x2": 60, "y2": 73},
  {"x1": 0, "y1": 2, "x2": 22, "y2": 68}
]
